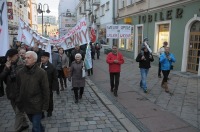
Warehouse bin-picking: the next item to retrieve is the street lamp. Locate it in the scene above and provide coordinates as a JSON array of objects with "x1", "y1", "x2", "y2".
[{"x1": 37, "y1": 3, "x2": 51, "y2": 36}]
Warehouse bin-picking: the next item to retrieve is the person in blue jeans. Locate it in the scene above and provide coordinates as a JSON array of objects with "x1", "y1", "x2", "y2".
[{"x1": 136, "y1": 46, "x2": 154, "y2": 93}]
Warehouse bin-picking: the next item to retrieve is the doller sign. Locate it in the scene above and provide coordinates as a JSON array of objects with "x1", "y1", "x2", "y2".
[{"x1": 106, "y1": 24, "x2": 132, "y2": 39}]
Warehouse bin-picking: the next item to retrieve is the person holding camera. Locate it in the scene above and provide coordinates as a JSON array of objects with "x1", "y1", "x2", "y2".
[
  {"x1": 160, "y1": 47, "x2": 176, "y2": 93},
  {"x1": 0, "y1": 49, "x2": 29, "y2": 132},
  {"x1": 136, "y1": 46, "x2": 154, "y2": 93}
]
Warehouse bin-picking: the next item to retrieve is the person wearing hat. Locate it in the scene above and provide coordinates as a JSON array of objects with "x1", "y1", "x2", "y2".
[
  {"x1": 158, "y1": 41, "x2": 168, "y2": 78},
  {"x1": 40, "y1": 52, "x2": 58, "y2": 117},
  {"x1": 136, "y1": 46, "x2": 154, "y2": 93},
  {"x1": 0, "y1": 49, "x2": 29, "y2": 132}
]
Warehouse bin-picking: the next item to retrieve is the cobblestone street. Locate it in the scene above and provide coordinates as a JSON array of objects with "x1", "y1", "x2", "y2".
[{"x1": 0, "y1": 82, "x2": 127, "y2": 132}]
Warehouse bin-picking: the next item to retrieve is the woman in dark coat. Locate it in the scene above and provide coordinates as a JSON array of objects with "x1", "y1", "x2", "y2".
[{"x1": 69, "y1": 53, "x2": 85, "y2": 103}]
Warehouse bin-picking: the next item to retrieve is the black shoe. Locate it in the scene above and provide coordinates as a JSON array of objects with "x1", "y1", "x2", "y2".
[
  {"x1": 56, "y1": 91, "x2": 60, "y2": 95},
  {"x1": 17, "y1": 125, "x2": 29, "y2": 132},
  {"x1": 0, "y1": 93, "x2": 4, "y2": 97},
  {"x1": 110, "y1": 88, "x2": 113, "y2": 92},
  {"x1": 42, "y1": 112, "x2": 45, "y2": 119},
  {"x1": 75, "y1": 99, "x2": 78, "y2": 104},
  {"x1": 79, "y1": 95, "x2": 82, "y2": 99},
  {"x1": 144, "y1": 90, "x2": 148, "y2": 93},
  {"x1": 114, "y1": 91, "x2": 118, "y2": 97},
  {"x1": 47, "y1": 112, "x2": 52, "y2": 117}
]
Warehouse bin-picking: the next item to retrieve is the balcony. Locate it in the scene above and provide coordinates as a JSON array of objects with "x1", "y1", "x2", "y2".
[{"x1": 92, "y1": 0, "x2": 100, "y2": 6}]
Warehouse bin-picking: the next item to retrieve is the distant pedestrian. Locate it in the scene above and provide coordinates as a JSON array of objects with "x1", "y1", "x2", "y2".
[
  {"x1": 51, "y1": 46, "x2": 62, "y2": 95},
  {"x1": 58, "y1": 47, "x2": 69, "y2": 91},
  {"x1": 40, "y1": 52, "x2": 59, "y2": 117},
  {"x1": 68, "y1": 53, "x2": 85, "y2": 103},
  {"x1": 158, "y1": 41, "x2": 168, "y2": 78},
  {"x1": 95, "y1": 42, "x2": 102, "y2": 59},
  {"x1": 0, "y1": 49, "x2": 29, "y2": 132},
  {"x1": 16, "y1": 51, "x2": 49, "y2": 132},
  {"x1": 106, "y1": 45, "x2": 124, "y2": 97},
  {"x1": 136, "y1": 46, "x2": 154, "y2": 93},
  {"x1": 90, "y1": 42, "x2": 95, "y2": 60},
  {"x1": 32, "y1": 44, "x2": 44, "y2": 62},
  {"x1": 160, "y1": 47, "x2": 176, "y2": 93}
]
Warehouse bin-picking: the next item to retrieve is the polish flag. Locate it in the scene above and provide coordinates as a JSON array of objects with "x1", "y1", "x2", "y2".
[{"x1": 90, "y1": 22, "x2": 96, "y2": 43}]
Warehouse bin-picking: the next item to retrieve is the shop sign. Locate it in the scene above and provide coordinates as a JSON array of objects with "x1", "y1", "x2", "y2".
[
  {"x1": 139, "y1": 8, "x2": 183, "y2": 24},
  {"x1": 106, "y1": 24, "x2": 132, "y2": 39}
]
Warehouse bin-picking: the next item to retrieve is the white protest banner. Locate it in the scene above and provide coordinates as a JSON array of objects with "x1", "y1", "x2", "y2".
[
  {"x1": 17, "y1": 17, "x2": 90, "y2": 50},
  {"x1": 106, "y1": 24, "x2": 132, "y2": 39},
  {"x1": 0, "y1": 0, "x2": 9, "y2": 56},
  {"x1": 50, "y1": 17, "x2": 90, "y2": 49}
]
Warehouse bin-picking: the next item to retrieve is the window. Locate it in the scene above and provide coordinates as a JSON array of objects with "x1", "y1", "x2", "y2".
[
  {"x1": 106, "y1": 2, "x2": 109, "y2": 11},
  {"x1": 127, "y1": 0, "x2": 135, "y2": 6},
  {"x1": 119, "y1": 0, "x2": 125, "y2": 9},
  {"x1": 119, "y1": 39, "x2": 126, "y2": 49},
  {"x1": 154, "y1": 21, "x2": 171, "y2": 54},
  {"x1": 101, "y1": 4, "x2": 105, "y2": 16},
  {"x1": 126, "y1": 26, "x2": 134, "y2": 51}
]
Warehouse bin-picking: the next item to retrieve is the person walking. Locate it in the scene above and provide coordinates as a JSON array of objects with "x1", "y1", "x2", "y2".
[
  {"x1": 136, "y1": 46, "x2": 154, "y2": 93},
  {"x1": 158, "y1": 41, "x2": 168, "y2": 78},
  {"x1": 160, "y1": 47, "x2": 176, "y2": 93},
  {"x1": 40, "y1": 52, "x2": 58, "y2": 117},
  {"x1": 16, "y1": 51, "x2": 49, "y2": 132},
  {"x1": 0, "y1": 49, "x2": 29, "y2": 132},
  {"x1": 58, "y1": 47, "x2": 69, "y2": 91},
  {"x1": 95, "y1": 42, "x2": 102, "y2": 59},
  {"x1": 106, "y1": 45, "x2": 124, "y2": 97},
  {"x1": 51, "y1": 46, "x2": 61, "y2": 95},
  {"x1": 68, "y1": 53, "x2": 85, "y2": 103}
]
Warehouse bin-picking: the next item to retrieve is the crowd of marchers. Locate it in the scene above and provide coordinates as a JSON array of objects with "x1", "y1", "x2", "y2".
[
  {"x1": 0, "y1": 38, "x2": 175, "y2": 132},
  {"x1": 0, "y1": 40, "x2": 102, "y2": 132}
]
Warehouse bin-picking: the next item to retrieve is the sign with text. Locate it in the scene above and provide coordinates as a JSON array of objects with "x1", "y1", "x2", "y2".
[
  {"x1": 17, "y1": 17, "x2": 90, "y2": 50},
  {"x1": 106, "y1": 24, "x2": 132, "y2": 39}
]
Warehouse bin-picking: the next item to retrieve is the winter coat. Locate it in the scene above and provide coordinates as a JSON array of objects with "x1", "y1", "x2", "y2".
[
  {"x1": 136, "y1": 51, "x2": 154, "y2": 69},
  {"x1": 41, "y1": 61, "x2": 58, "y2": 91},
  {"x1": 106, "y1": 52, "x2": 124, "y2": 73},
  {"x1": 16, "y1": 64, "x2": 49, "y2": 114},
  {"x1": 69, "y1": 60, "x2": 85, "y2": 87},
  {"x1": 160, "y1": 53, "x2": 176, "y2": 70},
  {"x1": 59, "y1": 53, "x2": 69, "y2": 68},
  {"x1": 0, "y1": 58, "x2": 24, "y2": 100},
  {"x1": 51, "y1": 52, "x2": 62, "y2": 70}
]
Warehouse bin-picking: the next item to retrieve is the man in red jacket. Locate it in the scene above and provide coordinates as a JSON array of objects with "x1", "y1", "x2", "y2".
[{"x1": 106, "y1": 45, "x2": 124, "y2": 97}]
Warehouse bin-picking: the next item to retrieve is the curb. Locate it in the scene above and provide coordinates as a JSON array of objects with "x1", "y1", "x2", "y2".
[{"x1": 86, "y1": 78, "x2": 140, "y2": 132}]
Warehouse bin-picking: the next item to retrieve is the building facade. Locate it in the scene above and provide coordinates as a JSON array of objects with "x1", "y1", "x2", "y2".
[
  {"x1": 75, "y1": 0, "x2": 114, "y2": 47},
  {"x1": 37, "y1": 16, "x2": 58, "y2": 37},
  {"x1": 117, "y1": 0, "x2": 200, "y2": 75}
]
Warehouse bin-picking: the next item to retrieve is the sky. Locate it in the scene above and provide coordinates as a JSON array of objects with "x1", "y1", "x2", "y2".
[
  {"x1": 37, "y1": 0, "x2": 59, "y2": 17},
  {"x1": 37, "y1": 0, "x2": 79, "y2": 18}
]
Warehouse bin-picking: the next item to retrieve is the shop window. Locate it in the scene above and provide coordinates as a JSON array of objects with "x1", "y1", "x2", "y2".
[
  {"x1": 126, "y1": 26, "x2": 134, "y2": 51},
  {"x1": 106, "y1": 2, "x2": 109, "y2": 11},
  {"x1": 119, "y1": 39, "x2": 126, "y2": 49},
  {"x1": 154, "y1": 21, "x2": 170, "y2": 54}
]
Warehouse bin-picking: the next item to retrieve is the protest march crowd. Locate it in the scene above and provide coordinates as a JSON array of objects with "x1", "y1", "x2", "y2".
[{"x1": 0, "y1": 36, "x2": 175, "y2": 132}]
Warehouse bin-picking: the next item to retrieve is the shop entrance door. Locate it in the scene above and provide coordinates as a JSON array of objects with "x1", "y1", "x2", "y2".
[
  {"x1": 137, "y1": 26, "x2": 143, "y2": 54},
  {"x1": 187, "y1": 21, "x2": 200, "y2": 73}
]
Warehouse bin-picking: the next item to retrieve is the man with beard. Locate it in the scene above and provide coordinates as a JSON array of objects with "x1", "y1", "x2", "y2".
[{"x1": 0, "y1": 49, "x2": 29, "y2": 132}]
